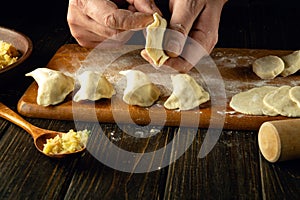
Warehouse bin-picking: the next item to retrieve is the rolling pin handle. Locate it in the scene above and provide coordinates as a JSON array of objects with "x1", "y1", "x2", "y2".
[{"x1": 258, "y1": 119, "x2": 300, "y2": 163}]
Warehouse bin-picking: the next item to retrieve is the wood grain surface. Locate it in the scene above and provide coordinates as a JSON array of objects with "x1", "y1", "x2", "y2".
[
  {"x1": 1, "y1": 0, "x2": 300, "y2": 199},
  {"x1": 17, "y1": 44, "x2": 299, "y2": 130}
]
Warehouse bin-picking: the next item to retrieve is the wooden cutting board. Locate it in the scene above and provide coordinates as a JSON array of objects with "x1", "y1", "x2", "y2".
[{"x1": 17, "y1": 44, "x2": 300, "y2": 130}]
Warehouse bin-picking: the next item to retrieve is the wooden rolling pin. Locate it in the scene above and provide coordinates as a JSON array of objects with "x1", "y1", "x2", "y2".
[{"x1": 258, "y1": 119, "x2": 300, "y2": 163}]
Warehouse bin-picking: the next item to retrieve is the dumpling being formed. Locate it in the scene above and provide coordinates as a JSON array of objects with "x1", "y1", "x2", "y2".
[
  {"x1": 119, "y1": 69, "x2": 160, "y2": 107},
  {"x1": 73, "y1": 70, "x2": 115, "y2": 102},
  {"x1": 144, "y1": 12, "x2": 169, "y2": 67},
  {"x1": 164, "y1": 74, "x2": 210, "y2": 110},
  {"x1": 26, "y1": 68, "x2": 74, "y2": 106}
]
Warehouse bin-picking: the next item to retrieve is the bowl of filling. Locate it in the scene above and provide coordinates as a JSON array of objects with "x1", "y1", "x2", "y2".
[{"x1": 0, "y1": 26, "x2": 33, "y2": 74}]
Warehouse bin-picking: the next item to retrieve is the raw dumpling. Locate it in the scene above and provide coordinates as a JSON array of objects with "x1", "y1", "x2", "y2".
[
  {"x1": 119, "y1": 69, "x2": 160, "y2": 107},
  {"x1": 164, "y1": 74, "x2": 210, "y2": 110},
  {"x1": 26, "y1": 68, "x2": 74, "y2": 106},
  {"x1": 73, "y1": 71, "x2": 115, "y2": 102},
  {"x1": 281, "y1": 50, "x2": 300, "y2": 77},
  {"x1": 252, "y1": 55, "x2": 284, "y2": 79},
  {"x1": 145, "y1": 12, "x2": 169, "y2": 67}
]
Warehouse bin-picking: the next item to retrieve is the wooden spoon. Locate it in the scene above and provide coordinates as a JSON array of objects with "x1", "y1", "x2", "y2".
[{"x1": 0, "y1": 102, "x2": 85, "y2": 158}]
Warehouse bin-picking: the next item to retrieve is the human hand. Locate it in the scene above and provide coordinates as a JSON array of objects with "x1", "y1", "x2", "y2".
[
  {"x1": 142, "y1": 0, "x2": 228, "y2": 72},
  {"x1": 67, "y1": 0, "x2": 161, "y2": 48}
]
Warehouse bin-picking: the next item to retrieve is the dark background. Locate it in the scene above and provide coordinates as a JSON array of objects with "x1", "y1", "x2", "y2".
[{"x1": 218, "y1": 0, "x2": 300, "y2": 50}]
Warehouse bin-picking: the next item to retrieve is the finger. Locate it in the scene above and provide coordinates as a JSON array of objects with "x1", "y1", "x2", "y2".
[
  {"x1": 163, "y1": 27, "x2": 187, "y2": 57},
  {"x1": 70, "y1": 26, "x2": 131, "y2": 48},
  {"x1": 141, "y1": 49, "x2": 154, "y2": 65},
  {"x1": 128, "y1": 4, "x2": 137, "y2": 12},
  {"x1": 164, "y1": 57, "x2": 194, "y2": 73},
  {"x1": 141, "y1": 49, "x2": 192, "y2": 73},
  {"x1": 109, "y1": 30, "x2": 134, "y2": 44},
  {"x1": 69, "y1": 26, "x2": 108, "y2": 48},
  {"x1": 127, "y1": 0, "x2": 162, "y2": 15},
  {"x1": 164, "y1": 0, "x2": 205, "y2": 57},
  {"x1": 83, "y1": 0, "x2": 154, "y2": 30},
  {"x1": 189, "y1": 1, "x2": 225, "y2": 54},
  {"x1": 180, "y1": 37, "x2": 209, "y2": 67},
  {"x1": 165, "y1": 32, "x2": 219, "y2": 73},
  {"x1": 87, "y1": 30, "x2": 134, "y2": 48},
  {"x1": 68, "y1": 1, "x2": 121, "y2": 36},
  {"x1": 105, "y1": 10, "x2": 154, "y2": 30},
  {"x1": 164, "y1": 34, "x2": 210, "y2": 72},
  {"x1": 83, "y1": 0, "x2": 118, "y2": 24}
]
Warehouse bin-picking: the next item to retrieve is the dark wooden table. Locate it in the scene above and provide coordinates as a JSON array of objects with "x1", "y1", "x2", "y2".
[{"x1": 1, "y1": 0, "x2": 300, "y2": 199}]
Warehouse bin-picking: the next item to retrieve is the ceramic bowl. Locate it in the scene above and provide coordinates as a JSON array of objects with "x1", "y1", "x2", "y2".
[{"x1": 0, "y1": 26, "x2": 33, "y2": 74}]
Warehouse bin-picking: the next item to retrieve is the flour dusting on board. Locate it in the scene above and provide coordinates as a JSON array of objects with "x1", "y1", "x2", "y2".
[
  {"x1": 212, "y1": 50, "x2": 256, "y2": 68},
  {"x1": 77, "y1": 45, "x2": 218, "y2": 97},
  {"x1": 75, "y1": 46, "x2": 300, "y2": 106}
]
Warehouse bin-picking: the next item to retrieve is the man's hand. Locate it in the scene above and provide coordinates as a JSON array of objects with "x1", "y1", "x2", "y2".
[
  {"x1": 142, "y1": 0, "x2": 228, "y2": 72},
  {"x1": 67, "y1": 0, "x2": 160, "y2": 48}
]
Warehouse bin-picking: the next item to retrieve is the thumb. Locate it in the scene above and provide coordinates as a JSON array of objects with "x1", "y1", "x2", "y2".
[
  {"x1": 164, "y1": 0, "x2": 205, "y2": 57},
  {"x1": 127, "y1": 0, "x2": 162, "y2": 15}
]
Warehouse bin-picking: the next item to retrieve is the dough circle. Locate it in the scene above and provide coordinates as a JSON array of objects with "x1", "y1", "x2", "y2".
[
  {"x1": 289, "y1": 86, "x2": 300, "y2": 107},
  {"x1": 281, "y1": 50, "x2": 300, "y2": 77},
  {"x1": 229, "y1": 86, "x2": 277, "y2": 115},
  {"x1": 263, "y1": 85, "x2": 300, "y2": 117},
  {"x1": 252, "y1": 55, "x2": 284, "y2": 79}
]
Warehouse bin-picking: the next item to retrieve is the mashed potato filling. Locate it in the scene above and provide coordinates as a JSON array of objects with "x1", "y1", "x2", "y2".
[
  {"x1": 43, "y1": 129, "x2": 90, "y2": 154},
  {"x1": 0, "y1": 40, "x2": 20, "y2": 69}
]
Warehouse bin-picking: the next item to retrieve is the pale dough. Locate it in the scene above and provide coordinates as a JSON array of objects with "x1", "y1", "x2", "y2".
[
  {"x1": 119, "y1": 70, "x2": 160, "y2": 107},
  {"x1": 26, "y1": 68, "x2": 74, "y2": 106},
  {"x1": 230, "y1": 85, "x2": 300, "y2": 117},
  {"x1": 261, "y1": 100, "x2": 279, "y2": 116},
  {"x1": 263, "y1": 85, "x2": 300, "y2": 117},
  {"x1": 280, "y1": 50, "x2": 300, "y2": 77},
  {"x1": 164, "y1": 74, "x2": 210, "y2": 110},
  {"x1": 289, "y1": 86, "x2": 300, "y2": 107},
  {"x1": 73, "y1": 71, "x2": 115, "y2": 102},
  {"x1": 229, "y1": 86, "x2": 278, "y2": 115},
  {"x1": 252, "y1": 55, "x2": 284, "y2": 79},
  {"x1": 145, "y1": 13, "x2": 169, "y2": 67}
]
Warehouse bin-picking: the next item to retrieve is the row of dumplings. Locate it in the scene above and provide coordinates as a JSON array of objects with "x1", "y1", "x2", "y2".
[{"x1": 26, "y1": 68, "x2": 210, "y2": 111}]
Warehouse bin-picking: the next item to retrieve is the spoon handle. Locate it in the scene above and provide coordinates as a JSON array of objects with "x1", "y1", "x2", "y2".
[{"x1": 0, "y1": 102, "x2": 38, "y2": 138}]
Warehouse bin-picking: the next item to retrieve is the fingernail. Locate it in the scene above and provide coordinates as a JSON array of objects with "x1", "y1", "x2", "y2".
[
  {"x1": 106, "y1": 14, "x2": 116, "y2": 28},
  {"x1": 166, "y1": 40, "x2": 181, "y2": 56}
]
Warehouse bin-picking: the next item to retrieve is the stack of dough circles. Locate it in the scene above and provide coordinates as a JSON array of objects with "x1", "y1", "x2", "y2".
[
  {"x1": 263, "y1": 85, "x2": 300, "y2": 117},
  {"x1": 289, "y1": 86, "x2": 300, "y2": 107},
  {"x1": 252, "y1": 55, "x2": 284, "y2": 79},
  {"x1": 229, "y1": 86, "x2": 278, "y2": 115},
  {"x1": 230, "y1": 85, "x2": 300, "y2": 117}
]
